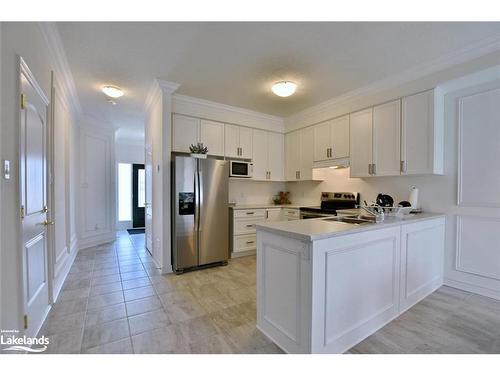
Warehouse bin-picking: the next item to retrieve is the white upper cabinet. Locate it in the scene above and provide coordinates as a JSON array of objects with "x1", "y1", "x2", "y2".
[
  {"x1": 239, "y1": 127, "x2": 253, "y2": 159},
  {"x1": 200, "y1": 119, "x2": 224, "y2": 156},
  {"x1": 299, "y1": 127, "x2": 315, "y2": 180},
  {"x1": 268, "y1": 132, "x2": 285, "y2": 181},
  {"x1": 252, "y1": 129, "x2": 268, "y2": 180},
  {"x1": 402, "y1": 89, "x2": 443, "y2": 175},
  {"x1": 252, "y1": 130, "x2": 284, "y2": 181},
  {"x1": 313, "y1": 115, "x2": 350, "y2": 162},
  {"x1": 172, "y1": 114, "x2": 200, "y2": 152},
  {"x1": 313, "y1": 121, "x2": 332, "y2": 162},
  {"x1": 372, "y1": 100, "x2": 401, "y2": 176},
  {"x1": 285, "y1": 130, "x2": 300, "y2": 180},
  {"x1": 225, "y1": 124, "x2": 252, "y2": 159},
  {"x1": 331, "y1": 115, "x2": 350, "y2": 159},
  {"x1": 349, "y1": 108, "x2": 373, "y2": 178},
  {"x1": 285, "y1": 127, "x2": 316, "y2": 181}
]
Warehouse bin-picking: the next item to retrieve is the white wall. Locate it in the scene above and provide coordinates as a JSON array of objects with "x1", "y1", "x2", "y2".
[
  {"x1": 0, "y1": 22, "x2": 79, "y2": 332},
  {"x1": 78, "y1": 118, "x2": 116, "y2": 249},
  {"x1": 115, "y1": 141, "x2": 145, "y2": 164},
  {"x1": 229, "y1": 180, "x2": 287, "y2": 205}
]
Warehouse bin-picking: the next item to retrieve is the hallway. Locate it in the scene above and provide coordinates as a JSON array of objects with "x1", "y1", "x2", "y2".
[{"x1": 39, "y1": 231, "x2": 282, "y2": 354}]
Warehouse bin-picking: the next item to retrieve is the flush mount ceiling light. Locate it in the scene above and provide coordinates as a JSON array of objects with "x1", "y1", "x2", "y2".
[
  {"x1": 101, "y1": 85, "x2": 124, "y2": 98},
  {"x1": 271, "y1": 81, "x2": 297, "y2": 97}
]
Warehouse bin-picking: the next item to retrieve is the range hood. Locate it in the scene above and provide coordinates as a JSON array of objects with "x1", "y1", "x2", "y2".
[{"x1": 312, "y1": 157, "x2": 350, "y2": 169}]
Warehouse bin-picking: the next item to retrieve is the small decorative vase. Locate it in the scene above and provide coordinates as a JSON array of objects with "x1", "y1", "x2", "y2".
[{"x1": 190, "y1": 153, "x2": 207, "y2": 159}]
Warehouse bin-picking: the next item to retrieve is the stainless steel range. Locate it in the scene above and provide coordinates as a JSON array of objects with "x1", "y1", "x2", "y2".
[{"x1": 300, "y1": 192, "x2": 359, "y2": 219}]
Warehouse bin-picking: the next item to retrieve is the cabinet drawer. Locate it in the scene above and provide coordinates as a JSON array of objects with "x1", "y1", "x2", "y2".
[
  {"x1": 233, "y1": 209, "x2": 266, "y2": 218},
  {"x1": 234, "y1": 217, "x2": 265, "y2": 235},
  {"x1": 233, "y1": 234, "x2": 257, "y2": 253},
  {"x1": 283, "y1": 209, "x2": 300, "y2": 218}
]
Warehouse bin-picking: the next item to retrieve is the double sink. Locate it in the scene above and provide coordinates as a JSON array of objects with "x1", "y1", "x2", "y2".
[{"x1": 323, "y1": 215, "x2": 377, "y2": 225}]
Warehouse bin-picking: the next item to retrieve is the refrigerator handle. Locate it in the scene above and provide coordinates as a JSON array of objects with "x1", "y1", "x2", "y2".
[
  {"x1": 194, "y1": 168, "x2": 199, "y2": 232},
  {"x1": 198, "y1": 170, "x2": 203, "y2": 232}
]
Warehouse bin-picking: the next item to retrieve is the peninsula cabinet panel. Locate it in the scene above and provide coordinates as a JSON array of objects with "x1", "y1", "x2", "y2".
[
  {"x1": 349, "y1": 108, "x2": 373, "y2": 178},
  {"x1": 372, "y1": 100, "x2": 401, "y2": 176}
]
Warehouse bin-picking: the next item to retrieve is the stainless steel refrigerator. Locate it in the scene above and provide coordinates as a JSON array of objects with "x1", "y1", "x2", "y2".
[{"x1": 171, "y1": 155, "x2": 229, "y2": 273}]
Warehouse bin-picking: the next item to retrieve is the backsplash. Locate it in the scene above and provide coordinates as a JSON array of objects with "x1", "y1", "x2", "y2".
[
  {"x1": 228, "y1": 179, "x2": 286, "y2": 205},
  {"x1": 286, "y1": 167, "x2": 452, "y2": 211}
]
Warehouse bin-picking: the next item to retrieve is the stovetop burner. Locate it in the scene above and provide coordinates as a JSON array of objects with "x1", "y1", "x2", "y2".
[{"x1": 300, "y1": 192, "x2": 359, "y2": 217}]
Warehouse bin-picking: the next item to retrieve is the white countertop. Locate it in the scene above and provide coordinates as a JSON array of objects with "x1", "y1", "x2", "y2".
[
  {"x1": 255, "y1": 212, "x2": 446, "y2": 241},
  {"x1": 229, "y1": 204, "x2": 315, "y2": 210}
]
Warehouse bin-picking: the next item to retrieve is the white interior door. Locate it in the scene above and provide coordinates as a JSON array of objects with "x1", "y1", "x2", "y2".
[{"x1": 20, "y1": 61, "x2": 50, "y2": 337}]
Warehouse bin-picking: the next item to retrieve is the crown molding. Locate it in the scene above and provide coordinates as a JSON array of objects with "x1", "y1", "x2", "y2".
[
  {"x1": 157, "y1": 79, "x2": 181, "y2": 95},
  {"x1": 173, "y1": 93, "x2": 284, "y2": 124},
  {"x1": 287, "y1": 34, "x2": 500, "y2": 126},
  {"x1": 37, "y1": 22, "x2": 82, "y2": 116}
]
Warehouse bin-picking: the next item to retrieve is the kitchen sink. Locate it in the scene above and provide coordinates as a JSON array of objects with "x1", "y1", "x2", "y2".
[{"x1": 323, "y1": 215, "x2": 376, "y2": 225}]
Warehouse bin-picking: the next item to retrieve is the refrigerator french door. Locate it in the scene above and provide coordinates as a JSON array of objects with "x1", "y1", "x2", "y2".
[{"x1": 172, "y1": 155, "x2": 229, "y2": 272}]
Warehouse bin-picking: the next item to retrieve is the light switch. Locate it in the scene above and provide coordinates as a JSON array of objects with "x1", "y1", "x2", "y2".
[{"x1": 3, "y1": 160, "x2": 10, "y2": 180}]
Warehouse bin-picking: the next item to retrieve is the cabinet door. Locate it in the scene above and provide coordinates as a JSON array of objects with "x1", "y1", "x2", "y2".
[
  {"x1": 266, "y1": 208, "x2": 282, "y2": 221},
  {"x1": 200, "y1": 119, "x2": 224, "y2": 156},
  {"x1": 252, "y1": 129, "x2": 268, "y2": 180},
  {"x1": 349, "y1": 108, "x2": 373, "y2": 178},
  {"x1": 239, "y1": 127, "x2": 253, "y2": 159},
  {"x1": 268, "y1": 132, "x2": 284, "y2": 181},
  {"x1": 373, "y1": 100, "x2": 401, "y2": 176},
  {"x1": 285, "y1": 131, "x2": 300, "y2": 180},
  {"x1": 313, "y1": 121, "x2": 332, "y2": 161},
  {"x1": 224, "y1": 124, "x2": 240, "y2": 158},
  {"x1": 402, "y1": 90, "x2": 434, "y2": 175},
  {"x1": 331, "y1": 115, "x2": 350, "y2": 159},
  {"x1": 172, "y1": 114, "x2": 199, "y2": 152},
  {"x1": 300, "y1": 127, "x2": 314, "y2": 180}
]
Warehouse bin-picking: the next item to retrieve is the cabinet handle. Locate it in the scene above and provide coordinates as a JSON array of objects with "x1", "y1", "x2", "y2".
[
  {"x1": 330, "y1": 148, "x2": 333, "y2": 158},
  {"x1": 400, "y1": 160, "x2": 407, "y2": 173},
  {"x1": 246, "y1": 241, "x2": 255, "y2": 244},
  {"x1": 246, "y1": 212, "x2": 254, "y2": 215},
  {"x1": 298, "y1": 171, "x2": 301, "y2": 179},
  {"x1": 245, "y1": 224, "x2": 254, "y2": 228},
  {"x1": 368, "y1": 164, "x2": 372, "y2": 175},
  {"x1": 326, "y1": 148, "x2": 329, "y2": 158},
  {"x1": 372, "y1": 163, "x2": 376, "y2": 175}
]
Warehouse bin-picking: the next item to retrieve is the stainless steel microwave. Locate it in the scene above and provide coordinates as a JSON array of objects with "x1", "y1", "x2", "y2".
[{"x1": 229, "y1": 160, "x2": 253, "y2": 178}]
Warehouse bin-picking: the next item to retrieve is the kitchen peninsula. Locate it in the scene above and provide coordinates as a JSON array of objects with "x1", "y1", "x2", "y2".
[{"x1": 255, "y1": 214, "x2": 445, "y2": 353}]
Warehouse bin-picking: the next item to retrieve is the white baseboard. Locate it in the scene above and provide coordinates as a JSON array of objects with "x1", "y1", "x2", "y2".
[
  {"x1": 79, "y1": 231, "x2": 116, "y2": 250},
  {"x1": 52, "y1": 237, "x2": 79, "y2": 303},
  {"x1": 444, "y1": 278, "x2": 500, "y2": 301},
  {"x1": 231, "y1": 250, "x2": 256, "y2": 258}
]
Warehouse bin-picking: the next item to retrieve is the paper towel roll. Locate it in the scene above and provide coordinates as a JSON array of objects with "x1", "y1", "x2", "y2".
[{"x1": 409, "y1": 186, "x2": 419, "y2": 209}]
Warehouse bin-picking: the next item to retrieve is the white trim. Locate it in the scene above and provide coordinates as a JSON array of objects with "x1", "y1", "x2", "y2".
[
  {"x1": 20, "y1": 57, "x2": 49, "y2": 105},
  {"x1": 157, "y1": 79, "x2": 180, "y2": 95},
  {"x1": 37, "y1": 22, "x2": 82, "y2": 116},
  {"x1": 444, "y1": 278, "x2": 500, "y2": 301},
  {"x1": 286, "y1": 36, "x2": 500, "y2": 128},
  {"x1": 174, "y1": 93, "x2": 283, "y2": 124}
]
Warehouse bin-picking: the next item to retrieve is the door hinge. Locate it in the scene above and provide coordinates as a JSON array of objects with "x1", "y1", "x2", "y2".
[
  {"x1": 20, "y1": 93, "x2": 26, "y2": 110},
  {"x1": 20, "y1": 205, "x2": 25, "y2": 219},
  {"x1": 24, "y1": 314, "x2": 28, "y2": 330}
]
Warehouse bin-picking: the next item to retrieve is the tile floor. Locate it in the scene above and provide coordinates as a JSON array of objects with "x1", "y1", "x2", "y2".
[
  {"x1": 38, "y1": 231, "x2": 500, "y2": 354},
  {"x1": 39, "y1": 231, "x2": 282, "y2": 354}
]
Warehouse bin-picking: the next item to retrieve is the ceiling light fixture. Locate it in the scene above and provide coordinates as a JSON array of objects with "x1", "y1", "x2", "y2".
[
  {"x1": 102, "y1": 85, "x2": 124, "y2": 98},
  {"x1": 271, "y1": 81, "x2": 297, "y2": 97}
]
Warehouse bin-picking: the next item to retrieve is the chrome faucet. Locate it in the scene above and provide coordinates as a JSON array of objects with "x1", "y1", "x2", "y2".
[{"x1": 358, "y1": 204, "x2": 385, "y2": 223}]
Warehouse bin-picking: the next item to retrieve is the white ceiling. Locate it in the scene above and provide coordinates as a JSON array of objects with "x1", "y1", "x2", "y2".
[{"x1": 57, "y1": 22, "x2": 500, "y2": 140}]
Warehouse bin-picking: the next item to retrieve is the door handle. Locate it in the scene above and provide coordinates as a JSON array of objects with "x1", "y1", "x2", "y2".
[{"x1": 41, "y1": 220, "x2": 55, "y2": 226}]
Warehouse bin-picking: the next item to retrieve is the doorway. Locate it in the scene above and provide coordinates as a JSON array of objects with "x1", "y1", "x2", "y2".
[{"x1": 132, "y1": 163, "x2": 145, "y2": 228}]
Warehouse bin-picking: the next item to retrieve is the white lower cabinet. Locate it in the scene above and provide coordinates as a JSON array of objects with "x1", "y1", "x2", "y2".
[
  {"x1": 257, "y1": 216, "x2": 445, "y2": 353},
  {"x1": 231, "y1": 207, "x2": 297, "y2": 257}
]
